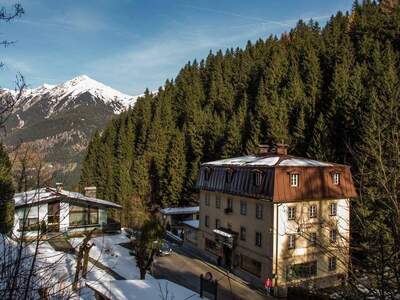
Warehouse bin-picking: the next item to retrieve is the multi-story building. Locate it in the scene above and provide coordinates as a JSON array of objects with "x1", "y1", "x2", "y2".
[{"x1": 193, "y1": 144, "x2": 357, "y2": 295}]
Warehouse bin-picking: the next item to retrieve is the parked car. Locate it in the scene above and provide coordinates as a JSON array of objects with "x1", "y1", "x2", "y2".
[{"x1": 157, "y1": 243, "x2": 172, "y2": 256}]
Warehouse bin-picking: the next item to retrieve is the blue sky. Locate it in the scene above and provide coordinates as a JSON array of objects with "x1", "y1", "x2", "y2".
[{"x1": 0, "y1": 0, "x2": 353, "y2": 95}]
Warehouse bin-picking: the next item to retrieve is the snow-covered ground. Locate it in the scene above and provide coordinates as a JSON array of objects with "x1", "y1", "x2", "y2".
[
  {"x1": 70, "y1": 230, "x2": 146, "y2": 280},
  {"x1": 1, "y1": 231, "x2": 203, "y2": 299}
]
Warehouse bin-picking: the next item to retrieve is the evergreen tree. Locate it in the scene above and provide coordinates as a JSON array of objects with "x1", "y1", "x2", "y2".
[
  {"x1": 307, "y1": 113, "x2": 330, "y2": 161},
  {"x1": 0, "y1": 143, "x2": 14, "y2": 233},
  {"x1": 161, "y1": 131, "x2": 186, "y2": 207}
]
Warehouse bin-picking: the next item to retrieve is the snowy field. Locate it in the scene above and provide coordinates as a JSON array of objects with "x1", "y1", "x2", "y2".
[{"x1": 1, "y1": 231, "x2": 202, "y2": 299}]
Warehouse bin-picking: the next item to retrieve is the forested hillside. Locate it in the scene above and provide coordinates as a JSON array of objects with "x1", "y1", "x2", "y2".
[{"x1": 80, "y1": 2, "x2": 400, "y2": 224}]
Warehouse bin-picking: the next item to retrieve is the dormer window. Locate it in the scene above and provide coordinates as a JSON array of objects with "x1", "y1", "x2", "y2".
[
  {"x1": 204, "y1": 167, "x2": 212, "y2": 181},
  {"x1": 290, "y1": 173, "x2": 299, "y2": 187},
  {"x1": 332, "y1": 173, "x2": 340, "y2": 185},
  {"x1": 252, "y1": 170, "x2": 263, "y2": 186},
  {"x1": 225, "y1": 168, "x2": 234, "y2": 184}
]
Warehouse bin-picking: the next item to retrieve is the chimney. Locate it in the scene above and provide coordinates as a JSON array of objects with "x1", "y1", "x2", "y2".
[
  {"x1": 275, "y1": 142, "x2": 288, "y2": 155},
  {"x1": 258, "y1": 144, "x2": 271, "y2": 156},
  {"x1": 84, "y1": 186, "x2": 97, "y2": 198},
  {"x1": 55, "y1": 182, "x2": 63, "y2": 192}
]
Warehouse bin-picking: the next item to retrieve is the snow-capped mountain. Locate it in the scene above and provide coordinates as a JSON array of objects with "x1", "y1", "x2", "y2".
[
  {"x1": 5, "y1": 74, "x2": 140, "y2": 116},
  {"x1": 0, "y1": 75, "x2": 144, "y2": 188}
]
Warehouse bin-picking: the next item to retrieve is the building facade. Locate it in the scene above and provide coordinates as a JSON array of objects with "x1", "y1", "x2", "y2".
[
  {"x1": 194, "y1": 144, "x2": 357, "y2": 295},
  {"x1": 13, "y1": 185, "x2": 122, "y2": 238}
]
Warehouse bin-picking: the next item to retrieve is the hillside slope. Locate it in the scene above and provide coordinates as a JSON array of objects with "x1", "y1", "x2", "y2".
[{"x1": 1, "y1": 75, "x2": 141, "y2": 188}]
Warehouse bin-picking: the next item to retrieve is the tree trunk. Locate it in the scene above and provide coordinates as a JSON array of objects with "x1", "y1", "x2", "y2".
[
  {"x1": 82, "y1": 244, "x2": 94, "y2": 279},
  {"x1": 72, "y1": 245, "x2": 84, "y2": 291},
  {"x1": 140, "y1": 268, "x2": 146, "y2": 280}
]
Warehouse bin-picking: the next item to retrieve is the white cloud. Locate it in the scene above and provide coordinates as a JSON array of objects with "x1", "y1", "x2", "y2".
[{"x1": 83, "y1": 11, "x2": 329, "y2": 94}]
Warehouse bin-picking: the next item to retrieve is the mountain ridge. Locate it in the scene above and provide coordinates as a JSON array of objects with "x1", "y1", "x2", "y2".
[{"x1": 0, "y1": 75, "x2": 144, "y2": 189}]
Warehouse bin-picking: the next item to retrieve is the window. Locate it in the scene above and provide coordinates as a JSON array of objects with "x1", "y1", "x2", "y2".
[
  {"x1": 240, "y1": 255, "x2": 262, "y2": 277},
  {"x1": 205, "y1": 215, "x2": 209, "y2": 228},
  {"x1": 215, "y1": 195, "x2": 221, "y2": 209},
  {"x1": 309, "y1": 232, "x2": 317, "y2": 246},
  {"x1": 205, "y1": 238, "x2": 218, "y2": 254},
  {"x1": 330, "y1": 229, "x2": 337, "y2": 243},
  {"x1": 288, "y1": 234, "x2": 296, "y2": 249},
  {"x1": 240, "y1": 226, "x2": 246, "y2": 241},
  {"x1": 69, "y1": 205, "x2": 98, "y2": 227},
  {"x1": 332, "y1": 173, "x2": 340, "y2": 185},
  {"x1": 309, "y1": 205, "x2": 317, "y2": 218},
  {"x1": 328, "y1": 256, "x2": 337, "y2": 271},
  {"x1": 255, "y1": 232, "x2": 262, "y2": 247},
  {"x1": 205, "y1": 193, "x2": 210, "y2": 206},
  {"x1": 240, "y1": 201, "x2": 247, "y2": 215},
  {"x1": 330, "y1": 203, "x2": 337, "y2": 216},
  {"x1": 19, "y1": 217, "x2": 39, "y2": 231},
  {"x1": 215, "y1": 218, "x2": 220, "y2": 229},
  {"x1": 288, "y1": 206, "x2": 296, "y2": 220},
  {"x1": 256, "y1": 204, "x2": 263, "y2": 219},
  {"x1": 288, "y1": 261, "x2": 317, "y2": 279},
  {"x1": 290, "y1": 173, "x2": 299, "y2": 187},
  {"x1": 227, "y1": 198, "x2": 233, "y2": 210},
  {"x1": 253, "y1": 170, "x2": 262, "y2": 186}
]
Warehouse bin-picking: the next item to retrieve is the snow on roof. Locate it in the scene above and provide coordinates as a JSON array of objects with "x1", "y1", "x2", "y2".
[
  {"x1": 86, "y1": 279, "x2": 202, "y2": 300},
  {"x1": 160, "y1": 206, "x2": 199, "y2": 215},
  {"x1": 203, "y1": 155, "x2": 260, "y2": 166},
  {"x1": 203, "y1": 155, "x2": 334, "y2": 168},
  {"x1": 278, "y1": 158, "x2": 333, "y2": 167},
  {"x1": 213, "y1": 228, "x2": 233, "y2": 238},
  {"x1": 182, "y1": 220, "x2": 199, "y2": 229},
  {"x1": 13, "y1": 187, "x2": 122, "y2": 209},
  {"x1": 55, "y1": 189, "x2": 122, "y2": 208},
  {"x1": 13, "y1": 188, "x2": 58, "y2": 207}
]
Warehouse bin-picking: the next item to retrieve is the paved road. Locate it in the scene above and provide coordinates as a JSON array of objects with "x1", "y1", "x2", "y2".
[{"x1": 152, "y1": 244, "x2": 273, "y2": 300}]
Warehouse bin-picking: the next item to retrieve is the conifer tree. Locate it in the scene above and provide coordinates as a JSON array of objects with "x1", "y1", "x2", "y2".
[
  {"x1": 307, "y1": 113, "x2": 329, "y2": 161},
  {"x1": 0, "y1": 143, "x2": 14, "y2": 233},
  {"x1": 161, "y1": 131, "x2": 186, "y2": 207}
]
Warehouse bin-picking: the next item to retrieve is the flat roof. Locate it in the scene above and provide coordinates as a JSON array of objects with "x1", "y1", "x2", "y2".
[
  {"x1": 182, "y1": 220, "x2": 199, "y2": 229},
  {"x1": 160, "y1": 206, "x2": 199, "y2": 215}
]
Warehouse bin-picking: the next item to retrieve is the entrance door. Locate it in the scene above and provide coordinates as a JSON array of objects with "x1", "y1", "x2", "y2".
[
  {"x1": 223, "y1": 245, "x2": 232, "y2": 270},
  {"x1": 48, "y1": 202, "x2": 60, "y2": 232}
]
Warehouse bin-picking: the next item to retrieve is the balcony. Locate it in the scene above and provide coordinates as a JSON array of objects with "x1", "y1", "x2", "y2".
[
  {"x1": 213, "y1": 227, "x2": 238, "y2": 249},
  {"x1": 224, "y1": 208, "x2": 233, "y2": 214}
]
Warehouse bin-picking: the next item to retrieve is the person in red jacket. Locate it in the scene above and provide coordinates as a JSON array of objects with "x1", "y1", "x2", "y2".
[{"x1": 264, "y1": 277, "x2": 273, "y2": 295}]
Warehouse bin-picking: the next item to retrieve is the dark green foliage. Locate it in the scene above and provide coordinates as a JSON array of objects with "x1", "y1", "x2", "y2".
[
  {"x1": 132, "y1": 215, "x2": 165, "y2": 280},
  {"x1": 81, "y1": 2, "x2": 399, "y2": 211},
  {"x1": 79, "y1": 2, "x2": 400, "y2": 295},
  {"x1": 0, "y1": 143, "x2": 14, "y2": 233}
]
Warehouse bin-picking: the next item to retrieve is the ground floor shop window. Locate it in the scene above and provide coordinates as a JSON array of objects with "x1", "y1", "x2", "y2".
[
  {"x1": 205, "y1": 238, "x2": 218, "y2": 254},
  {"x1": 287, "y1": 261, "x2": 317, "y2": 280},
  {"x1": 240, "y1": 254, "x2": 261, "y2": 277}
]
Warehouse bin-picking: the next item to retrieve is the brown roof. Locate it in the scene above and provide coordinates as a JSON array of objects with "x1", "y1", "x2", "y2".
[{"x1": 196, "y1": 153, "x2": 357, "y2": 202}]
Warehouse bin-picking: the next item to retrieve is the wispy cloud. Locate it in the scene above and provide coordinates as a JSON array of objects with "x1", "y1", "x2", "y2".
[
  {"x1": 181, "y1": 4, "x2": 291, "y2": 27},
  {"x1": 20, "y1": 9, "x2": 108, "y2": 33},
  {"x1": 83, "y1": 15, "x2": 295, "y2": 94}
]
